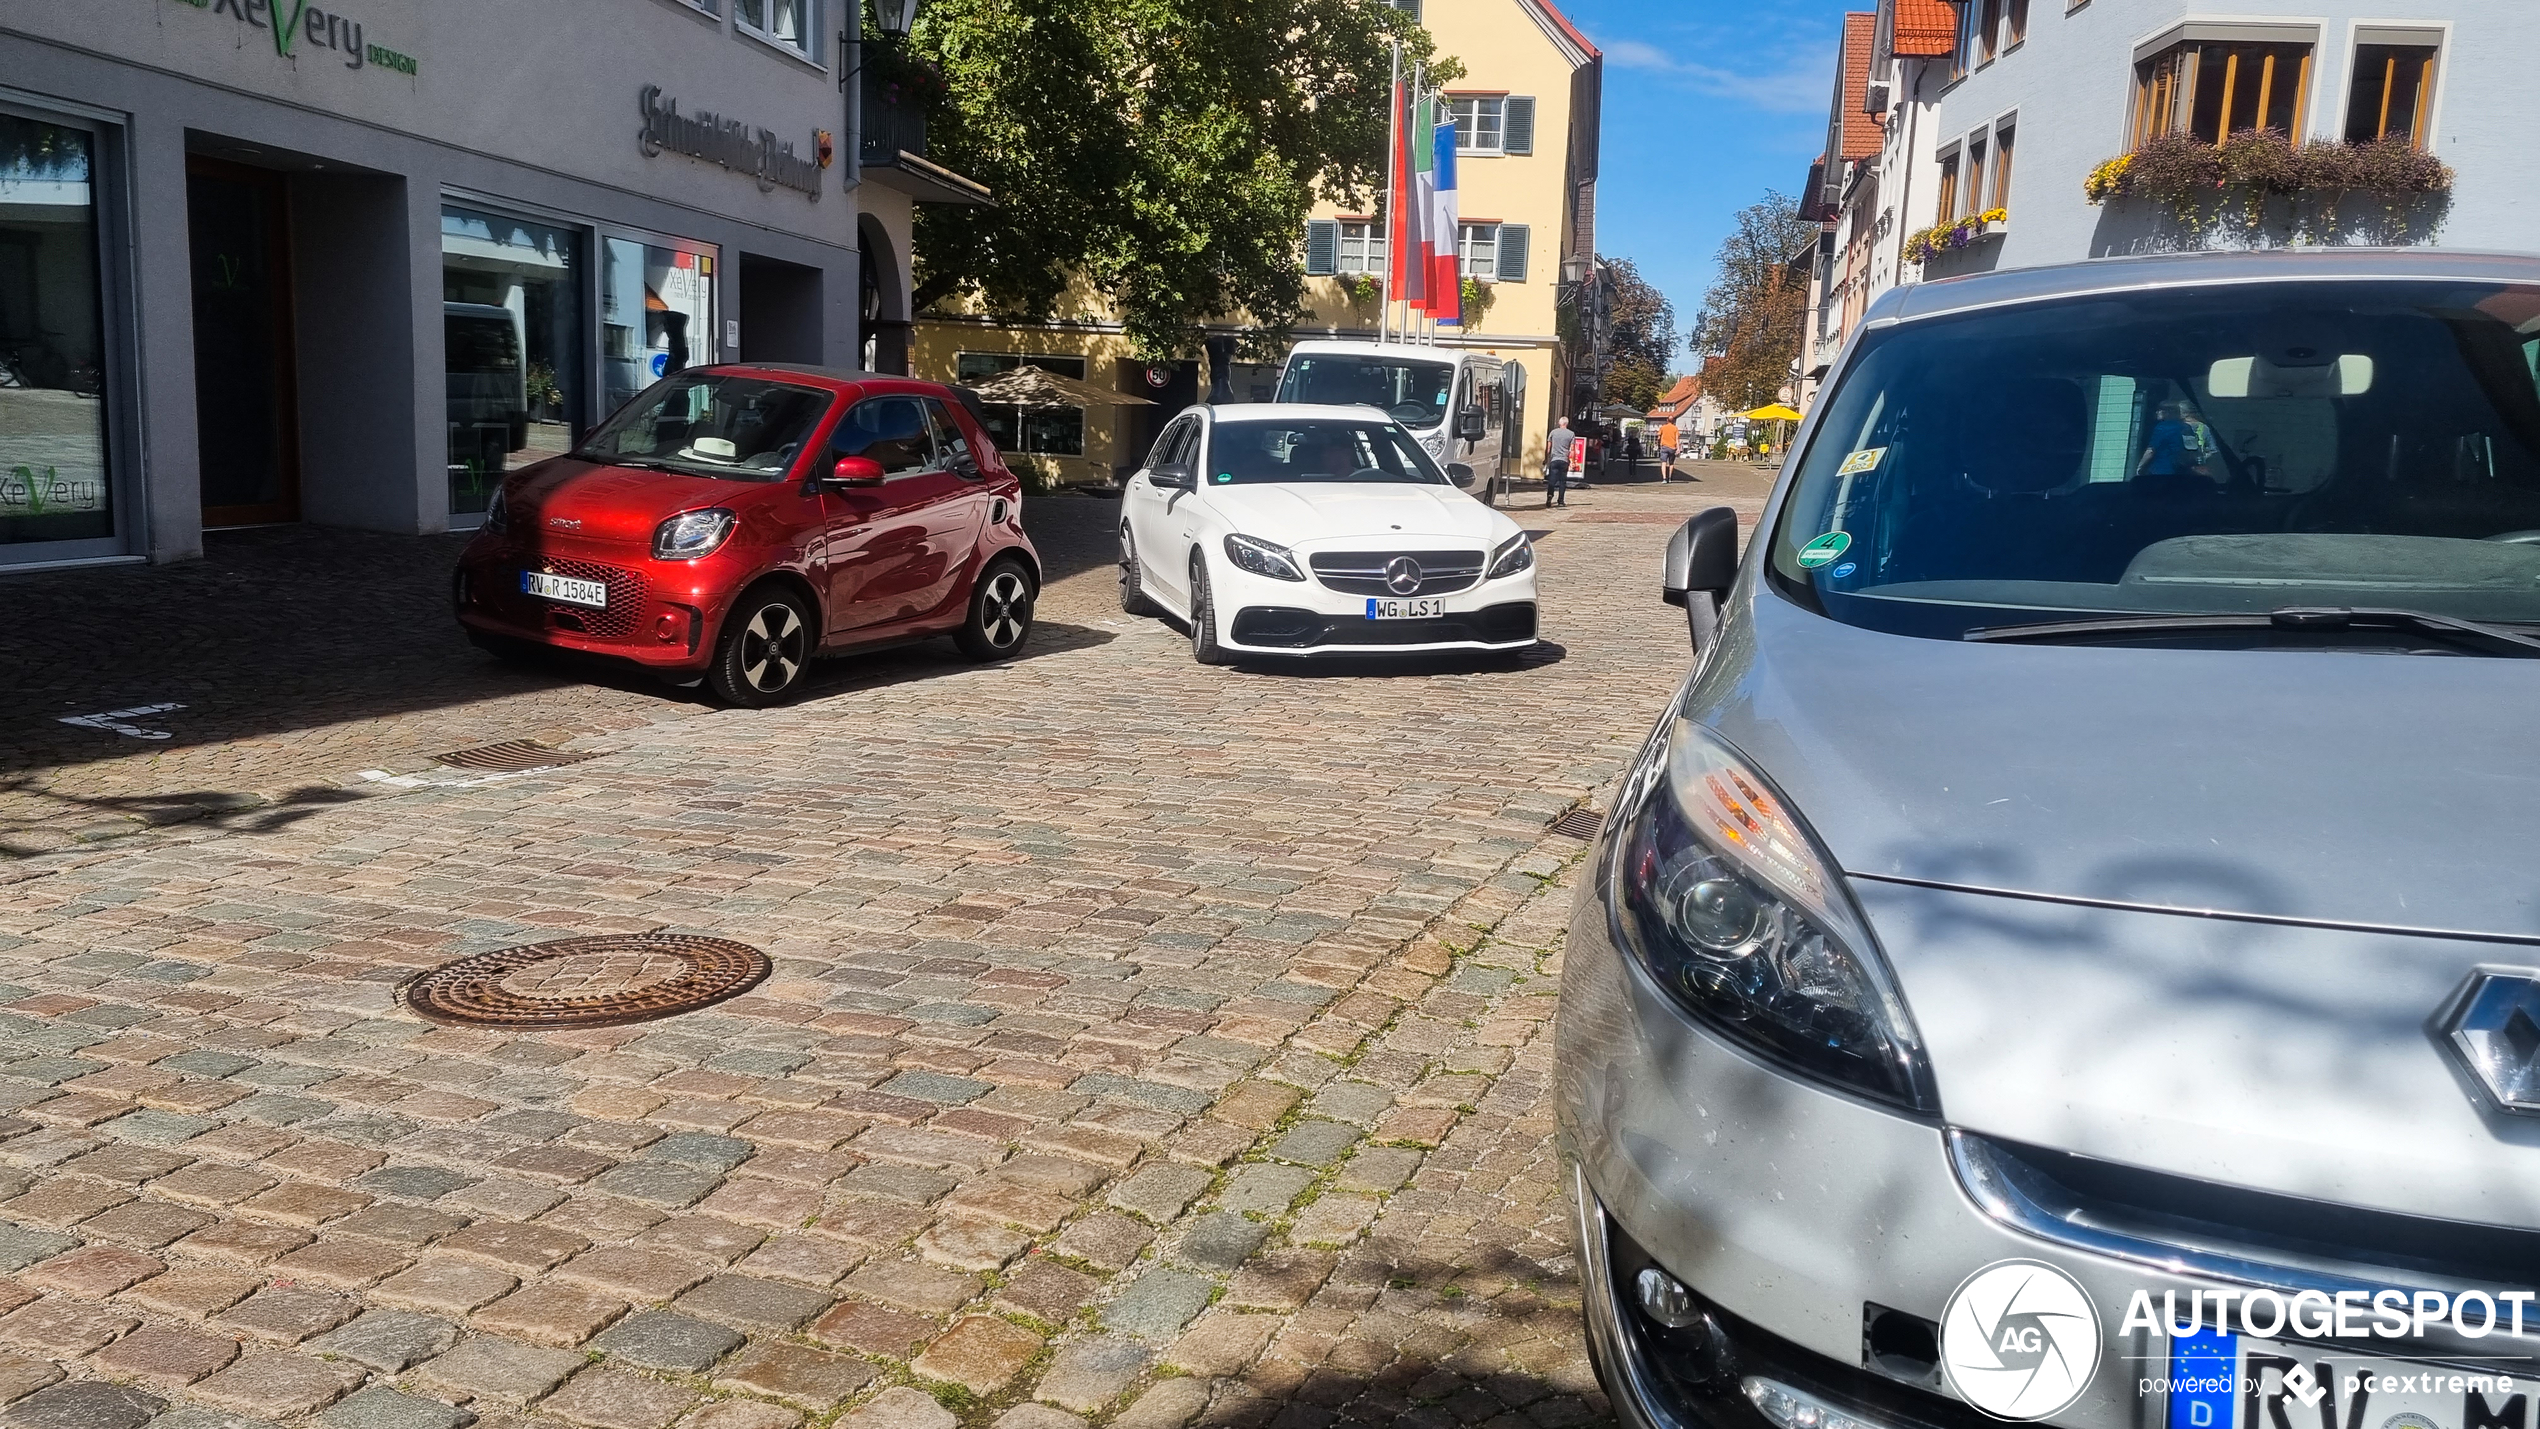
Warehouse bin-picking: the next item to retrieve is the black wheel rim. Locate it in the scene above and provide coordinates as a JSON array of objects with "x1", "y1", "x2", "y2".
[{"x1": 739, "y1": 602, "x2": 805, "y2": 692}]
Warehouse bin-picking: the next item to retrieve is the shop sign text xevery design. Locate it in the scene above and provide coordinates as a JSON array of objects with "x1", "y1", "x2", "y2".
[
  {"x1": 174, "y1": 0, "x2": 420, "y2": 75},
  {"x1": 638, "y1": 87, "x2": 823, "y2": 200}
]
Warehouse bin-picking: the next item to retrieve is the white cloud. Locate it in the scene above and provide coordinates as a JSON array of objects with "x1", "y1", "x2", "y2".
[{"x1": 1601, "y1": 29, "x2": 1839, "y2": 116}]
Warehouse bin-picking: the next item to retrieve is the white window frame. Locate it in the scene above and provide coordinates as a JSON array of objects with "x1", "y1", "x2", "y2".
[
  {"x1": 1444, "y1": 95, "x2": 1506, "y2": 155},
  {"x1": 735, "y1": 0, "x2": 822, "y2": 66},
  {"x1": 1459, "y1": 222, "x2": 1500, "y2": 283},
  {"x1": 1337, "y1": 220, "x2": 1387, "y2": 276}
]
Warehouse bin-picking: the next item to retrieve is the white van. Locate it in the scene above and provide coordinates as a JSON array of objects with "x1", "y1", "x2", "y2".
[{"x1": 1274, "y1": 339, "x2": 1526, "y2": 502}]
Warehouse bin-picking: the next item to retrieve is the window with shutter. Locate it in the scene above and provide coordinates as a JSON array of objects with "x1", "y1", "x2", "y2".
[
  {"x1": 1494, "y1": 225, "x2": 1530, "y2": 284},
  {"x1": 1304, "y1": 220, "x2": 1339, "y2": 277},
  {"x1": 1503, "y1": 97, "x2": 1536, "y2": 155}
]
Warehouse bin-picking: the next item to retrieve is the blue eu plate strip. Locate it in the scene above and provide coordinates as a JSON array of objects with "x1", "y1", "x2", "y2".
[
  {"x1": 2168, "y1": 1328, "x2": 2239, "y2": 1429},
  {"x1": 1365, "y1": 599, "x2": 1379, "y2": 618}
]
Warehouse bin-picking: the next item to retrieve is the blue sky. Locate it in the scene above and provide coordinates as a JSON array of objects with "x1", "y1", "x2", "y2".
[{"x1": 1555, "y1": 0, "x2": 1863, "y2": 369}]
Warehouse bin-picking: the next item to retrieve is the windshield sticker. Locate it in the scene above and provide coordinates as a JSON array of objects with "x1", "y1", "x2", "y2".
[
  {"x1": 1215, "y1": 472, "x2": 1234, "y2": 484},
  {"x1": 1796, "y1": 531, "x2": 1853, "y2": 568},
  {"x1": 1830, "y1": 561, "x2": 1857, "y2": 579},
  {"x1": 1837, "y1": 447, "x2": 1886, "y2": 476}
]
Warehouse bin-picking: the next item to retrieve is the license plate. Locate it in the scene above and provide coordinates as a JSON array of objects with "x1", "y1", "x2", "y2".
[
  {"x1": 1365, "y1": 598, "x2": 1446, "y2": 620},
  {"x1": 2165, "y1": 1327, "x2": 2528, "y2": 1429},
  {"x1": 522, "y1": 570, "x2": 607, "y2": 609}
]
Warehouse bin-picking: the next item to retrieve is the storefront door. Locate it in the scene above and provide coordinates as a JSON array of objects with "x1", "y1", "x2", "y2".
[{"x1": 186, "y1": 157, "x2": 299, "y2": 527}]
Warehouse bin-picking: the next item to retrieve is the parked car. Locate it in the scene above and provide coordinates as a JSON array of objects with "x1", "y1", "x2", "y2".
[
  {"x1": 456, "y1": 365, "x2": 1039, "y2": 706},
  {"x1": 1275, "y1": 339, "x2": 1524, "y2": 501},
  {"x1": 1559, "y1": 251, "x2": 2540, "y2": 1429},
  {"x1": 1117, "y1": 402, "x2": 1538, "y2": 663}
]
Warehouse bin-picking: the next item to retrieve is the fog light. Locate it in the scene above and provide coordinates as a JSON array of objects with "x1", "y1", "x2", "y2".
[
  {"x1": 1635, "y1": 1267, "x2": 1702, "y2": 1328},
  {"x1": 1744, "y1": 1378, "x2": 1889, "y2": 1429},
  {"x1": 654, "y1": 613, "x2": 682, "y2": 643}
]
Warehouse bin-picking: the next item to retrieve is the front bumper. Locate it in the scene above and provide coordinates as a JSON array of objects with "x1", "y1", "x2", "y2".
[
  {"x1": 1210, "y1": 551, "x2": 1539, "y2": 655},
  {"x1": 454, "y1": 537, "x2": 728, "y2": 672},
  {"x1": 1556, "y1": 827, "x2": 2540, "y2": 1429}
]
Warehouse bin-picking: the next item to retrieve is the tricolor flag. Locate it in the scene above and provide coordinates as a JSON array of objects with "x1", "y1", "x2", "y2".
[
  {"x1": 1388, "y1": 78, "x2": 1427, "y2": 312},
  {"x1": 1429, "y1": 120, "x2": 1461, "y2": 325},
  {"x1": 1407, "y1": 91, "x2": 1439, "y2": 314}
]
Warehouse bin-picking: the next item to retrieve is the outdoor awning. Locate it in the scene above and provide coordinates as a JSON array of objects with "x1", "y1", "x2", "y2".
[
  {"x1": 965, "y1": 365, "x2": 1152, "y2": 408},
  {"x1": 863, "y1": 151, "x2": 995, "y2": 206}
]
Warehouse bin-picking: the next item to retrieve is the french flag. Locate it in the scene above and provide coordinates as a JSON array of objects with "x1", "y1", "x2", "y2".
[{"x1": 1429, "y1": 121, "x2": 1461, "y2": 325}]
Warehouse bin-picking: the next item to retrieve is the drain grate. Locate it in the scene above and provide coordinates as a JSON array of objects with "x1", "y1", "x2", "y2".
[
  {"x1": 400, "y1": 933, "x2": 771, "y2": 1029},
  {"x1": 1549, "y1": 808, "x2": 1607, "y2": 841},
  {"x1": 432, "y1": 740, "x2": 602, "y2": 773}
]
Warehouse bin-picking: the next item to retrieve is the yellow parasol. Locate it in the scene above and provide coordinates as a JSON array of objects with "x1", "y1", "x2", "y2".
[{"x1": 1741, "y1": 404, "x2": 1804, "y2": 422}]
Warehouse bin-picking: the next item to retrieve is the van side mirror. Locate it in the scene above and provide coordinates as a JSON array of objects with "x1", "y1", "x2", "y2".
[
  {"x1": 1458, "y1": 406, "x2": 1487, "y2": 441},
  {"x1": 1445, "y1": 462, "x2": 1476, "y2": 489},
  {"x1": 1149, "y1": 463, "x2": 1195, "y2": 491},
  {"x1": 1663, "y1": 505, "x2": 1740, "y2": 650},
  {"x1": 829, "y1": 456, "x2": 886, "y2": 487}
]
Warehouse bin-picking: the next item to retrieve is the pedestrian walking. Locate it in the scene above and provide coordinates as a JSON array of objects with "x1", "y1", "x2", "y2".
[
  {"x1": 1544, "y1": 419, "x2": 1575, "y2": 508},
  {"x1": 1623, "y1": 430, "x2": 1642, "y2": 472},
  {"x1": 1656, "y1": 420, "x2": 1678, "y2": 482}
]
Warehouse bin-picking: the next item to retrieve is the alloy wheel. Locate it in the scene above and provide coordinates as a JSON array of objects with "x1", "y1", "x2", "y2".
[
  {"x1": 981, "y1": 570, "x2": 1030, "y2": 650},
  {"x1": 739, "y1": 601, "x2": 805, "y2": 692}
]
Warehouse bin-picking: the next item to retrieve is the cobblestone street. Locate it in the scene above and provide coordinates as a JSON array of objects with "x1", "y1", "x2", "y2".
[{"x1": 0, "y1": 469, "x2": 1771, "y2": 1429}]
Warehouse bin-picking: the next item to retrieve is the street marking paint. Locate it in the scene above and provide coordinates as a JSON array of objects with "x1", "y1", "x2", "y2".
[{"x1": 58, "y1": 703, "x2": 185, "y2": 740}]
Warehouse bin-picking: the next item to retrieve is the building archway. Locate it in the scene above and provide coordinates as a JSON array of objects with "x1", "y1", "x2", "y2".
[{"x1": 857, "y1": 214, "x2": 910, "y2": 374}]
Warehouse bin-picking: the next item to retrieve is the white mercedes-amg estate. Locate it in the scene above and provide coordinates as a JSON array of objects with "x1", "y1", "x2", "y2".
[{"x1": 1116, "y1": 403, "x2": 1540, "y2": 662}]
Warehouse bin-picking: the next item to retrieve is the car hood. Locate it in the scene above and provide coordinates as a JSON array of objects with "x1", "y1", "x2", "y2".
[
  {"x1": 1203, "y1": 482, "x2": 1509, "y2": 547},
  {"x1": 1699, "y1": 590, "x2": 2540, "y2": 940},
  {"x1": 507, "y1": 458, "x2": 761, "y2": 545}
]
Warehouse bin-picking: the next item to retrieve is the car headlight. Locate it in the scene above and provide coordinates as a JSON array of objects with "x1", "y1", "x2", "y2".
[
  {"x1": 653, "y1": 508, "x2": 737, "y2": 561},
  {"x1": 1223, "y1": 533, "x2": 1304, "y2": 582},
  {"x1": 1488, "y1": 533, "x2": 1534, "y2": 578},
  {"x1": 484, "y1": 484, "x2": 509, "y2": 534},
  {"x1": 1608, "y1": 718, "x2": 1935, "y2": 1114}
]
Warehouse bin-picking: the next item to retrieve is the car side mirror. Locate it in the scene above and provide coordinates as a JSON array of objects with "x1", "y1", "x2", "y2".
[
  {"x1": 828, "y1": 455, "x2": 886, "y2": 487},
  {"x1": 1458, "y1": 406, "x2": 1487, "y2": 442},
  {"x1": 1445, "y1": 462, "x2": 1476, "y2": 489},
  {"x1": 1150, "y1": 463, "x2": 1195, "y2": 491},
  {"x1": 1663, "y1": 505, "x2": 1740, "y2": 651}
]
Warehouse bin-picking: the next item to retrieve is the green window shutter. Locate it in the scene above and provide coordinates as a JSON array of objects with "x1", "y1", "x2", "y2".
[
  {"x1": 1503, "y1": 97, "x2": 1536, "y2": 155},
  {"x1": 1305, "y1": 219, "x2": 1339, "y2": 276},
  {"x1": 1495, "y1": 224, "x2": 1530, "y2": 283}
]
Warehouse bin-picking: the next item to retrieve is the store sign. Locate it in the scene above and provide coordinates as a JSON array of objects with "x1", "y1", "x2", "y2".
[
  {"x1": 638, "y1": 87, "x2": 823, "y2": 200},
  {"x1": 173, "y1": 0, "x2": 421, "y2": 75}
]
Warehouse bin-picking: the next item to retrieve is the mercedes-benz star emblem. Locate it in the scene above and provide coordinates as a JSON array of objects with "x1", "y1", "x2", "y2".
[{"x1": 1384, "y1": 557, "x2": 1424, "y2": 595}]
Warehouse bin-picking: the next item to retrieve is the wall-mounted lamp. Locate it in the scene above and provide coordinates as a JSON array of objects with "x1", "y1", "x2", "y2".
[{"x1": 874, "y1": 0, "x2": 919, "y2": 37}]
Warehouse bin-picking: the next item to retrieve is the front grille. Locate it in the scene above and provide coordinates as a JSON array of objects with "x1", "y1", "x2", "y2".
[
  {"x1": 1308, "y1": 549, "x2": 1486, "y2": 597},
  {"x1": 1230, "y1": 601, "x2": 1535, "y2": 650},
  {"x1": 477, "y1": 556, "x2": 648, "y2": 641}
]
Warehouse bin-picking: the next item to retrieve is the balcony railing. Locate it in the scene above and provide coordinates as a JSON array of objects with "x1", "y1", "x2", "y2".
[{"x1": 861, "y1": 91, "x2": 928, "y2": 165}]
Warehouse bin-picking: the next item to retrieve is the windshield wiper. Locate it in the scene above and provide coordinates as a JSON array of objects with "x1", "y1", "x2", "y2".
[{"x1": 1963, "y1": 606, "x2": 2540, "y2": 657}]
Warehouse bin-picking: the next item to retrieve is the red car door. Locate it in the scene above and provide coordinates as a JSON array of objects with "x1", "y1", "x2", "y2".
[
  {"x1": 822, "y1": 394, "x2": 943, "y2": 635},
  {"x1": 908, "y1": 397, "x2": 995, "y2": 613}
]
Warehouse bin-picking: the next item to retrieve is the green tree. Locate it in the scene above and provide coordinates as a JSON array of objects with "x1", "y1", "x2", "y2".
[
  {"x1": 1690, "y1": 191, "x2": 1817, "y2": 413},
  {"x1": 1596, "y1": 257, "x2": 1676, "y2": 412},
  {"x1": 904, "y1": 0, "x2": 1451, "y2": 360}
]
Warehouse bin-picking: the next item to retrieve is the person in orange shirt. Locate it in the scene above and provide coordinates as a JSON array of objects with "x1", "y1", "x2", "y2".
[{"x1": 1656, "y1": 420, "x2": 1679, "y2": 482}]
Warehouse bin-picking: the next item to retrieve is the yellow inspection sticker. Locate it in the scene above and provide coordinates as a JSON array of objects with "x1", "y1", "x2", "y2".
[{"x1": 1837, "y1": 447, "x2": 1886, "y2": 476}]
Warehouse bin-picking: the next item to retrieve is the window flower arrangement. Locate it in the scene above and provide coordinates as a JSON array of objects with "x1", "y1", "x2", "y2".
[
  {"x1": 2081, "y1": 129, "x2": 2452, "y2": 239},
  {"x1": 1902, "y1": 208, "x2": 2008, "y2": 264}
]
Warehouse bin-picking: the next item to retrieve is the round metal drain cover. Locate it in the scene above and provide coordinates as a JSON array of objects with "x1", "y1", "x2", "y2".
[{"x1": 401, "y1": 934, "x2": 771, "y2": 1029}]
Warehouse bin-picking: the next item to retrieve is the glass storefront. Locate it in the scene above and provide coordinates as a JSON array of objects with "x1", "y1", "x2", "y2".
[
  {"x1": 442, "y1": 204, "x2": 585, "y2": 518},
  {"x1": 602, "y1": 236, "x2": 716, "y2": 419},
  {"x1": 0, "y1": 111, "x2": 112, "y2": 550}
]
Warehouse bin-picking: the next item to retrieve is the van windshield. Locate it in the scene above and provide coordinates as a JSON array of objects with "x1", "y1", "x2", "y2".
[
  {"x1": 1773, "y1": 281, "x2": 2540, "y2": 639},
  {"x1": 574, "y1": 373, "x2": 833, "y2": 481},
  {"x1": 1207, "y1": 418, "x2": 1449, "y2": 485},
  {"x1": 1277, "y1": 355, "x2": 1455, "y2": 429}
]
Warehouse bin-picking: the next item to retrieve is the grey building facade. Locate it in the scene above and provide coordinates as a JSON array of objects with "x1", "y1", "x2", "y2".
[
  {"x1": 0, "y1": 0, "x2": 866, "y2": 572},
  {"x1": 1912, "y1": 2, "x2": 2538, "y2": 279}
]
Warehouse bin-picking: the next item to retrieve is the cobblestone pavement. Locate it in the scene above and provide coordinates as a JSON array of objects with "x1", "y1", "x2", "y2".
[{"x1": 0, "y1": 466, "x2": 1777, "y2": 1429}]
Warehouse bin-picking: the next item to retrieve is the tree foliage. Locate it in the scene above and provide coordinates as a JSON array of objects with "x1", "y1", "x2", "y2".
[
  {"x1": 1597, "y1": 258, "x2": 1676, "y2": 412},
  {"x1": 904, "y1": 0, "x2": 1450, "y2": 359},
  {"x1": 1690, "y1": 191, "x2": 1817, "y2": 413}
]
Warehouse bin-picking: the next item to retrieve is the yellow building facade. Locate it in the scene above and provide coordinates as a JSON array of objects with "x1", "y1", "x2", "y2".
[{"x1": 910, "y1": 0, "x2": 1603, "y2": 486}]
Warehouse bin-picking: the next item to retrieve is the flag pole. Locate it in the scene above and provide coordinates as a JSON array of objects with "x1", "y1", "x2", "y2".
[
  {"x1": 1412, "y1": 60, "x2": 1426, "y2": 345},
  {"x1": 1382, "y1": 43, "x2": 1401, "y2": 346}
]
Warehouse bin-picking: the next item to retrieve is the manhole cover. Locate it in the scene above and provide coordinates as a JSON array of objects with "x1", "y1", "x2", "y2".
[
  {"x1": 1549, "y1": 808, "x2": 1606, "y2": 841},
  {"x1": 400, "y1": 934, "x2": 771, "y2": 1028},
  {"x1": 432, "y1": 740, "x2": 602, "y2": 772}
]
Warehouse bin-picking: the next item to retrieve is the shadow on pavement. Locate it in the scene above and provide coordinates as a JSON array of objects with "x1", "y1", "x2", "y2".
[
  {"x1": 0, "y1": 774, "x2": 370, "y2": 860},
  {"x1": 1227, "y1": 640, "x2": 1569, "y2": 680}
]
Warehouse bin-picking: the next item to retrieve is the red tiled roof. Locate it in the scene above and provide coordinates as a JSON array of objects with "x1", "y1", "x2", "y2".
[
  {"x1": 1531, "y1": 0, "x2": 1602, "y2": 61},
  {"x1": 1837, "y1": 12, "x2": 1883, "y2": 162},
  {"x1": 1891, "y1": 0, "x2": 1958, "y2": 57}
]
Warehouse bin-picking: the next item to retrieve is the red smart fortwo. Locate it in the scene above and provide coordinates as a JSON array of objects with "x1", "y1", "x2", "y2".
[{"x1": 456, "y1": 366, "x2": 1040, "y2": 706}]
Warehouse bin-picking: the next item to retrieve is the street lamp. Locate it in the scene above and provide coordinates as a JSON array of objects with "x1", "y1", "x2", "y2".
[{"x1": 873, "y1": 0, "x2": 918, "y2": 36}]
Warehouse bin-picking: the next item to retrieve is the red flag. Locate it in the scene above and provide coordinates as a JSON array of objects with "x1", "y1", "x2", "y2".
[{"x1": 1387, "y1": 78, "x2": 1422, "y2": 311}]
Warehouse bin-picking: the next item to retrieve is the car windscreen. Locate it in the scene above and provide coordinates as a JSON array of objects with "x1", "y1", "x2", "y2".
[
  {"x1": 574, "y1": 373, "x2": 833, "y2": 481},
  {"x1": 1772, "y1": 280, "x2": 2540, "y2": 638},
  {"x1": 1276, "y1": 356, "x2": 1455, "y2": 429},
  {"x1": 1207, "y1": 419, "x2": 1450, "y2": 486}
]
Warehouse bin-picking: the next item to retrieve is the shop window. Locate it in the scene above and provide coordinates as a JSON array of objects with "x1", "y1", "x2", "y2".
[
  {"x1": 2345, "y1": 43, "x2": 2438, "y2": 146},
  {"x1": 602, "y1": 236, "x2": 717, "y2": 420},
  {"x1": 2133, "y1": 39, "x2": 2312, "y2": 146},
  {"x1": 737, "y1": 0, "x2": 818, "y2": 62},
  {"x1": 0, "y1": 112, "x2": 112, "y2": 551},
  {"x1": 443, "y1": 205, "x2": 585, "y2": 519}
]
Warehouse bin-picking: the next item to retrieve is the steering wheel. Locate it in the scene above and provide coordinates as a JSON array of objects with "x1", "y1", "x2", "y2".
[
  {"x1": 1387, "y1": 402, "x2": 1431, "y2": 425},
  {"x1": 1345, "y1": 466, "x2": 1394, "y2": 483},
  {"x1": 2483, "y1": 531, "x2": 2540, "y2": 545}
]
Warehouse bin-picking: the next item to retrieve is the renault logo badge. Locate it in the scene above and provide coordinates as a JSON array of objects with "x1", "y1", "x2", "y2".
[
  {"x1": 1385, "y1": 556, "x2": 1423, "y2": 595},
  {"x1": 2446, "y1": 970, "x2": 2540, "y2": 1111}
]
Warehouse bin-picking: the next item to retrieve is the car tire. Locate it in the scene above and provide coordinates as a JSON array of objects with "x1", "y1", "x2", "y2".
[
  {"x1": 1119, "y1": 524, "x2": 1161, "y2": 616},
  {"x1": 1188, "y1": 553, "x2": 1229, "y2": 666},
  {"x1": 706, "y1": 586, "x2": 814, "y2": 707},
  {"x1": 955, "y1": 557, "x2": 1037, "y2": 660}
]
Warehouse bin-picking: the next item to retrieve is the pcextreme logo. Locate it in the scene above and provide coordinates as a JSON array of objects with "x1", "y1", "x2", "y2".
[{"x1": 170, "y1": 0, "x2": 420, "y2": 76}]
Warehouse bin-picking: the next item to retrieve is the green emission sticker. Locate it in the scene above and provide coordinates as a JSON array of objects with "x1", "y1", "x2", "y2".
[{"x1": 1796, "y1": 531, "x2": 1853, "y2": 568}]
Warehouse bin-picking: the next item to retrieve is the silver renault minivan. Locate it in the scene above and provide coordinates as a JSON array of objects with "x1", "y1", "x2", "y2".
[{"x1": 1558, "y1": 252, "x2": 2540, "y2": 1429}]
